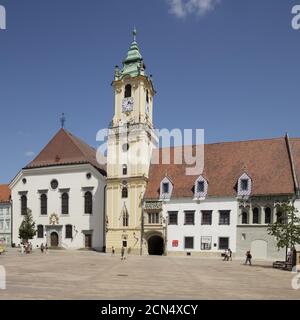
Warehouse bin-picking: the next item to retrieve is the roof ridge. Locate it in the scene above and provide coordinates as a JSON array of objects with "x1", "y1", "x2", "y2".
[{"x1": 154, "y1": 136, "x2": 286, "y2": 152}]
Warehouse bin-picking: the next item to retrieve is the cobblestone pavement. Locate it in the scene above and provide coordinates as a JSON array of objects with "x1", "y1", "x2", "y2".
[{"x1": 0, "y1": 249, "x2": 299, "y2": 300}]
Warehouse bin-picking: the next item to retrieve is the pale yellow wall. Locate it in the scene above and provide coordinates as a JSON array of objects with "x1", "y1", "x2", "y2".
[{"x1": 106, "y1": 74, "x2": 156, "y2": 254}]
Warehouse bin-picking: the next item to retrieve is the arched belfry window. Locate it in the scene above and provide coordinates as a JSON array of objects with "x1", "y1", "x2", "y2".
[
  {"x1": 123, "y1": 210, "x2": 129, "y2": 227},
  {"x1": 122, "y1": 187, "x2": 128, "y2": 199},
  {"x1": 61, "y1": 193, "x2": 69, "y2": 215},
  {"x1": 21, "y1": 195, "x2": 27, "y2": 215},
  {"x1": 84, "y1": 191, "x2": 93, "y2": 214},
  {"x1": 146, "y1": 90, "x2": 149, "y2": 103},
  {"x1": 40, "y1": 194, "x2": 47, "y2": 215},
  {"x1": 125, "y1": 84, "x2": 132, "y2": 98}
]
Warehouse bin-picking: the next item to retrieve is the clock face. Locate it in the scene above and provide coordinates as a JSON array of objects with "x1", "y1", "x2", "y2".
[{"x1": 122, "y1": 98, "x2": 133, "y2": 114}]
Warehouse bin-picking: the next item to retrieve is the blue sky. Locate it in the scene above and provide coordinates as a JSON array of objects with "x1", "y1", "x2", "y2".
[{"x1": 0, "y1": 0, "x2": 299, "y2": 183}]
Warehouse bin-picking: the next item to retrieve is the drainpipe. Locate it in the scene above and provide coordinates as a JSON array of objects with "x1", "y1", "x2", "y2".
[
  {"x1": 10, "y1": 199, "x2": 13, "y2": 247},
  {"x1": 140, "y1": 199, "x2": 145, "y2": 256}
]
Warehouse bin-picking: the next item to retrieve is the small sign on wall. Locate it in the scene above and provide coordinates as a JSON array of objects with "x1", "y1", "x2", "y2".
[{"x1": 172, "y1": 240, "x2": 178, "y2": 247}]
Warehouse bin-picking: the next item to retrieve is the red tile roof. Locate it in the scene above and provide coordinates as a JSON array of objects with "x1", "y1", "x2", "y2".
[
  {"x1": 0, "y1": 185, "x2": 11, "y2": 203},
  {"x1": 25, "y1": 129, "x2": 106, "y2": 175},
  {"x1": 289, "y1": 138, "x2": 300, "y2": 193},
  {"x1": 145, "y1": 137, "x2": 296, "y2": 199}
]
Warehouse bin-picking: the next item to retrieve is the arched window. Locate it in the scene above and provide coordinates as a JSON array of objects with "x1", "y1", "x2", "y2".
[
  {"x1": 40, "y1": 194, "x2": 47, "y2": 215},
  {"x1": 146, "y1": 90, "x2": 149, "y2": 103},
  {"x1": 124, "y1": 84, "x2": 132, "y2": 98},
  {"x1": 37, "y1": 225, "x2": 44, "y2": 238},
  {"x1": 84, "y1": 191, "x2": 93, "y2": 214},
  {"x1": 242, "y1": 212, "x2": 248, "y2": 224},
  {"x1": 253, "y1": 207, "x2": 259, "y2": 224},
  {"x1": 122, "y1": 164, "x2": 127, "y2": 175},
  {"x1": 21, "y1": 195, "x2": 27, "y2": 215},
  {"x1": 61, "y1": 193, "x2": 69, "y2": 215},
  {"x1": 123, "y1": 211, "x2": 129, "y2": 227},
  {"x1": 122, "y1": 187, "x2": 128, "y2": 199},
  {"x1": 65, "y1": 225, "x2": 73, "y2": 239},
  {"x1": 265, "y1": 207, "x2": 272, "y2": 224}
]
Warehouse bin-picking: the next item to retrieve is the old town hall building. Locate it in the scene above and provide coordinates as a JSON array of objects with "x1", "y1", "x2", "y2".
[{"x1": 7, "y1": 30, "x2": 300, "y2": 260}]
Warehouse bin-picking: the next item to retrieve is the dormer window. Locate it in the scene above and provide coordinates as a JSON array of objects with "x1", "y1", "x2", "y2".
[
  {"x1": 197, "y1": 181, "x2": 205, "y2": 193},
  {"x1": 194, "y1": 176, "x2": 208, "y2": 199},
  {"x1": 160, "y1": 176, "x2": 173, "y2": 200},
  {"x1": 237, "y1": 173, "x2": 252, "y2": 197},
  {"x1": 162, "y1": 183, "x2": 169, "y2": 194},
  {"x1": 125, "y1": 84, "x2": 132, "y2": 98},
  {"x1": 241, "y1": 179, "x2": 249, "y2": 191}
]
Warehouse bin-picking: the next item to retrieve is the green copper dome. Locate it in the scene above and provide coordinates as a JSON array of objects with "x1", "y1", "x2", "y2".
[{"x1": 118, "y1": 28, "x2": 146, "y2": 79}]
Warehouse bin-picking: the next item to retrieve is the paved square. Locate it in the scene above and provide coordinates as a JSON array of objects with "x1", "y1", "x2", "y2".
[{"x1": 0, "y1": 249, "x2": 299, "y2": 300}]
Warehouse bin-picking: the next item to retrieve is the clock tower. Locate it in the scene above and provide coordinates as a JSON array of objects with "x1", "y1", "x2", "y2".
[{"x1": 106, "y1": 29, "x2": 157, "y2": 254}]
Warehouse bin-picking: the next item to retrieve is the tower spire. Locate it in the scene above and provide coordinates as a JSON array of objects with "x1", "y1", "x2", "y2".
[{"x1": 133, "y1": 26, "x2": 137, "y2": 42}]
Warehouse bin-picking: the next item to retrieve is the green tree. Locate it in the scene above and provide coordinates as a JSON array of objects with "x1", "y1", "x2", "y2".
[
  {"x1": 267, "y1": 201, "x2": 300, "y2": 260},
  {"x1": 19, "y1": 209, "x2": 36, "y2": 243}
]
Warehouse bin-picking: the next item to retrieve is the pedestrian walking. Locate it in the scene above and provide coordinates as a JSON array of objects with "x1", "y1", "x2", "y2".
[
  {"x1": 223, "y1": 249, "x2": 228, "y2": 261},
  {"x1": 111, "y1": 246, "x2": 115, "y2": 256},
  {"x1": 121, "y1": 246, "x2": 125, "y2": 260},
  {"x1": 228, "y1": 248, "x2": 233, "y2": 261},
  {"x1": 40, "y1": 243, "x2": 44, "y2": 253},
  {"x1": 45, "y1": 243, "x2": 48, "y2": 254},
  {"x1": 245, "y1": 250, "x2": 252, "y2": 265},
  {"x1": 20, "y1": 243, "x2": 24, "y2": 255}
]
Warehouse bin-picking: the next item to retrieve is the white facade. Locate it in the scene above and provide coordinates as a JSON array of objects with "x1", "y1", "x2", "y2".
[
  {"x1": 10, "y1": 164, "x2": 106, "y2": 250},
  {"x1": 0, "y1": 203, "x2": 11, "y2": 245},
  {"x1": 162, "y1": 197, "x2": 238, "y2": 255}
]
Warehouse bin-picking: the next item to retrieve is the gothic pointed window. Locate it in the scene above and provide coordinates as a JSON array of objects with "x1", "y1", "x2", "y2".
[
  {"x1": 21, "y1": 195, "x2": 27, "y2": 215},
  {"x1": 40, "y1": 194, "x2": 47, "y2": 216},
  {"x1": 84, "y1": 191, "x2": 93, "y2": 214},
  {"x1": 253, "y1": 207, "x2": 259, "y2": 224},
  {"x1": 265, "y1": 207, "x2": 272, "y2": 224},
  {"x1": 61, "y1": 193, "x2": 69, "y2": 215},
  {"x1": 123, "y1": 210, "x2": 129, "y2": 227},
  {"x1": 125, "y1": 84, "x2": 132, "y2": 98}
]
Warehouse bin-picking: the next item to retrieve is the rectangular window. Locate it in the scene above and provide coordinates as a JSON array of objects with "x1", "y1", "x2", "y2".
[
  {"x1": 184, "y1": 237, "x2": 194, "y2": 249},
  {"x1": 219, "y1": 237, "x2": 229, "y2": 250},
  {"x1": 148, "y1": 212, "x2": 159, "y2": 224},
  {"x1": 201, "y1": 211, "x2": 212, "y2": 225},
  {"x1": 184, "y1": 211, "x2": 195, "y2": 225},
  {"x1": 168, "y1": 211, "x2": 178, "y2": 225},
  {"x1": 197, "y1": 181, "x2": 205, "y2": 193},
  {"x1": 219, "y1": 210, "x2": 230, "y2": 225},
  {"x1": 162, "y1": 183, "x2": 169, "y2": 194},
  {"x1": 201, "y1": 236, "x2": 212, "y2": 250},
  {"x1": 0, "y1": 219, "x2": 3, "y2": 230},
  {"x1": 241, "y1": 179, "x2": 249, "y2": 191}
]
